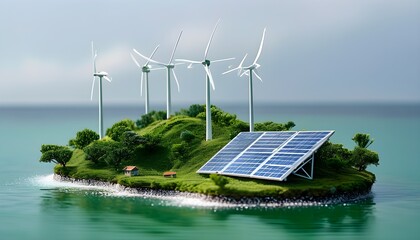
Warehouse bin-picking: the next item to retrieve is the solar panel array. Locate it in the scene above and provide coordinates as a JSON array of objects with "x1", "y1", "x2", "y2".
[{"x1": 197, "y1": 131, "x2": 334, "y2": 181}]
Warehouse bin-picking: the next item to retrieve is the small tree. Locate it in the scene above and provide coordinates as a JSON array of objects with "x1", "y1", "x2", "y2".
[
  {"x1": 351, "y1": 147, "x2": 379, "y2": 171},
  {"x1": 352, "y1": 133, "x2": 374, "y2": 149},
  {"x1": 69, "y1": 129, "x2": 99, "y2": 149},
  {"x1": 106, "y1": 119, "x2": 136, "y2": 140},
  {"x1": 40, "y1": 145, "x2": 73, "y2": 167},
  {"x1": 210, "y1": 174, "x2": 229, "y2": 189}
]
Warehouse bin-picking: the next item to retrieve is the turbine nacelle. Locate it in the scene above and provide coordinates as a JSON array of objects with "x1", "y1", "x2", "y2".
[
  {"x1": 202, "y1": 59, "x2": 211, "y2": 66},
  {"x1": 94, "y1": 71, "x2": 108, "y2": 77},
  {"x1": 142, "y1": 66, "x2": 151, "y2": 73}
]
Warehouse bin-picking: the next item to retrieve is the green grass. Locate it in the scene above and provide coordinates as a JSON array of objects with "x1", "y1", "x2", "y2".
[{"x1": 54, "y1": 115, "x2": 376, "y2": 199}]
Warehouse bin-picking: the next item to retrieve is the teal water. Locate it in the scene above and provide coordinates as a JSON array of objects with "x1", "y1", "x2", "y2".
[{"x1": 0, "y1": 104, "x2": 419, "y2": 239}]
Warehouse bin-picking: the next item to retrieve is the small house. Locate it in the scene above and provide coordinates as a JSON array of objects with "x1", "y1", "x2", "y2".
[
  {"x1": 163, "y1": 171, "x2": 177, "y2": 178},
  {"x1": 123, "y1": 166, "x2": 139, "y2": 176}
]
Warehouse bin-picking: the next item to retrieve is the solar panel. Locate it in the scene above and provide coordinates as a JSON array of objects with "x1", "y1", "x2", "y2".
[{"x1": 197, "y1": 131, "x2": 334, "y2": 181}]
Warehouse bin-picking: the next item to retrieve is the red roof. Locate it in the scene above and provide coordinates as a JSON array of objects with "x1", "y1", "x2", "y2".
[
  {"x1": 123, "y1": 166, "x2": 138, "y2": 171},
  {"x1": 163, "y1": 171, "x2": 177, "y2": 176}
]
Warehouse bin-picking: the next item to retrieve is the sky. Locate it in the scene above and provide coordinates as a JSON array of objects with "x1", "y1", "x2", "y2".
[{"x1": 0, "y1": 0, "x2": 419, "y2": 106}]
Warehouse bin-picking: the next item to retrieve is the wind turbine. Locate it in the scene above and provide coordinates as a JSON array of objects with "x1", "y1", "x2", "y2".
[
  {"x1": 130, "y1": 45, "x2": 160, "y2": 114},
  {"x1": 91, "y1": 41, "x2": 112, "y2": 139},
  {"x1": 223, "y1": 28, "x2": 266, "y2": 132},
  {"x1": 176, "y1": 20, "x2": 234, "y2": 141},
  {"x1": 133, "y1": 30, "x2": 183, "y2": 119}
]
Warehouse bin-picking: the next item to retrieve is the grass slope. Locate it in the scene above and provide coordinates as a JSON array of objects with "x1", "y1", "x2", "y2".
[{"x1": 56, "y1": 115, "x2": 375, "y2": 199}]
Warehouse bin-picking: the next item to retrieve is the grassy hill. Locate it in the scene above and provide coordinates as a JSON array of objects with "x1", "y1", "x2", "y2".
[{"x1": 51, "y1": 106, "x2": 376, "y2": 200}]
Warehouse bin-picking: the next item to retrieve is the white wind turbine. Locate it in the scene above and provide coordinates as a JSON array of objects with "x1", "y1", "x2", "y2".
[
  {"x1": 176, "y1": 20, "x2": 234, "y2": 141},
  {"x1": 223, "y1": 28, "x2": 266, "y2": 132},
  {"x1": 130, "y1": 45, "x2": 160, "y2": 115},
  {"x1": 133, "y1": 31, "x2": 183, "y2": 119},
  {"x1": 91, "y1": 41, "x2": 112, "y2": 139}
]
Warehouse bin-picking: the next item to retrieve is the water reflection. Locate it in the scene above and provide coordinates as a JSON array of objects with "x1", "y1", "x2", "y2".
[{"x1": 40, "y1": 188, "x2": 374, "y2": 237}]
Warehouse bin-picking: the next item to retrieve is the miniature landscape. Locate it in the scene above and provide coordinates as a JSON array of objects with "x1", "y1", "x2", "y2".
[{"x1": 40, "y1": 104, "x2": 378, "y2": 200}]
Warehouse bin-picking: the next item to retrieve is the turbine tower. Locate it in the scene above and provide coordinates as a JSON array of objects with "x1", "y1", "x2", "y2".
[
  {"x1": 133, "y1": 30, "x2": 183, "y2": 119},
  {"x1": 223, "y1": 28, "x2": 266, "y2": 132},
  {"x1": 130, "y1": 45, "x2": 160, "y2": 114},
  {"x1": 91, "y1": 41, "x2": 112, "y2": 139},
  {"x1": 176, "y1": 20, "x2": 234, "y2": 141}
]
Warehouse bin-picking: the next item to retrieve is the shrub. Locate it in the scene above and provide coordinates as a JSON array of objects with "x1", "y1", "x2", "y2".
[
  {"x1": 121, "y1": 131, "x2": 146, "y2": 149},
  {"x1": 315, "y1": 142, "x2": 352, "y2": 171},
  {"x1": 83, "y1": 140, "x2": 130, "y2": 169},
  {"x1": 177, "y1": 104, "x2": 205, "y2": 117},
  {"x1": 180, "y1": 130, "x2": 195, "y2": 142},
  {"x1": 136, "y1": 111, "x2": 166, "y2": 128},
  {"x1": 210, "y1": 174, "x2": 229, "y2": 189},
  {"x1": 254, "y1": 121, "x2": 295, "y2": 131},
  {"x1": 171, "y1": 142, "x2": 189, "y2": 161},
  {"x1": 229, "y1": 120, "x2": 249, "y2": 139},
  {"x1": 142, "y1": 134, "x2": 162, "y2": 151},
  {"x1": 106, "y1": 119, "x2": 136, "y2": 141},
  {"x1": 69, "y1": 129, "x2": 99, "y2": 149}
]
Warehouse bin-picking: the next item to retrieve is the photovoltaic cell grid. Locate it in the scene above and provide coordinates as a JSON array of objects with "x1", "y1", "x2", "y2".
[{"x1": 197, "y1": 131, "x2": 334, "y2": 181}]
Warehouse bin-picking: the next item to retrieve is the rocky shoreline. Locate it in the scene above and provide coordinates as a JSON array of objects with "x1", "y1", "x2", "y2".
[{"x1": 54, "y1": 174, "x2": 374, "y2": 208}]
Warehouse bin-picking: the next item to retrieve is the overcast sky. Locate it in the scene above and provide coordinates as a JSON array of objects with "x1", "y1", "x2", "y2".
[{"x1": 0, "y1": 0, "x2": 419, "y2": 106}]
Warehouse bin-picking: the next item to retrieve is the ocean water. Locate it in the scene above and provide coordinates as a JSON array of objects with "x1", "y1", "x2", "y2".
[{"x1": 0, "y1": 103, "x2": 419, "y2": 240}]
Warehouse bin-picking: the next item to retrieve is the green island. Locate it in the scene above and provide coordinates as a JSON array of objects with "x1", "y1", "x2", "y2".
[{"x1": 40, "y1": 105, "x2": 378, "y2": 200}]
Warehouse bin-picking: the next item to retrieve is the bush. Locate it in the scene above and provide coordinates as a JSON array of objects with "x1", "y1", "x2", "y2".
[
  {"x1": 142, "y1": 134, "x2": 162, "y2": 151},
  {"x1": 254, "y1": 121, "x2": 295, "y2": 131},
  {"x1": 106, "y1": 119, "x2": 136, "y2": 141},
  {"x1": 83, "y1": 140, "x2": 130, "y2": 169},
  {"x1": 69, "y1": 129, "x2": 99, "y2": 149},
  {"x1": 210, "y1": 174, "x2": 229, "y2": 189},
  {"x1": 177, "y1": 104, "x2": 205, "y2": 117},
  {"x1": 121, "y1": 131, "x2": 146, "y2": 149},
  {"x1": 229, "y1": 120, "x2": 249, "y2": 139},
  {"x1": 136, "y1": 111, "x2": 166, "y2": 128},
  {"x1": 315, "y1": 142, "x2": 352, "y2": 170},
  {"x1": 180, "y1": 130, "x2": 195, "y2": 142},
  {"x1": 171, "y1": 142, "x2": 189, "y2": 161},
  {"x1": 351, "y1": 147, "x2": 379, "y2": 171},
  {"x1": 211, "y1": 106, "x2": 237, "y2": 126}
]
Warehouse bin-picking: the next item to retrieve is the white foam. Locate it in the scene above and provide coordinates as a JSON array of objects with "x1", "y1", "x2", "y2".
[{"x1": 29, "y1": 174, "x2": 231, "y2": 208}]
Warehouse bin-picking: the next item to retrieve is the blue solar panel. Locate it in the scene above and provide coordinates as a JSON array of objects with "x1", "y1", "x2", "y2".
[
  {"x1": 197, "y1": 131, "x2": 334, "y2": 181},
  {"x1": 197, "y1": 132, "x2": 263, "y2": 173}
]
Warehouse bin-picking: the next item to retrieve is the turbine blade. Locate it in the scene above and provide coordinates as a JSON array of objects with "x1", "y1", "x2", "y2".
[
  {"x1": 253, "y1": 27, "x2": 266, "y2": 64},
  {"x1": 253, "y1": 69, "x2": 263, "y2": 82},
  {"x1": 150, "y1": 67, "x2": 166, "y2": 71},
  {"x1": 133, "y1": 48, "x2": 165, "y2": 66},
  {"x1": 239, "y1": 53, "x2": 248, "y2": 67},
  {"x1": 140, "y1": 72, "x2": 144, "y2": 96},
  {"x1": 211, "y1": 57, "x2": 235, "y2": 63},
  {"x1": 240, "y1": 70, "x2": 249, "y2": 77},
  {"x1": 104, "y1": 76, "x2": 112, "y2": 82},
  {"x1": 130, "y1": 53, "x2": 141, "y2": 68},
  {"x1": 90, "y1": 78, "x2": 95, "y2": 101},
  {"x1": 146, "y1": 45, "x2": 160, "y2": 66},
  {"x1": 222, "y1": 67, "x2": 240, "y2": 75},
  {"x1": 175, "y1": 59, "x2": 201, "y2": 64},
  {"x1": 171, "y1": 69, "x2": 180, "y2": 92},
  {"x1": 204, "y1": 19, "x2": 220, "y2": 60},
  {"x1": 204, "y1": 65, "x2": 215, "y2": 90},
  {"x1": 169, "y1": 30, "x2": 183, "y2": 64}
]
